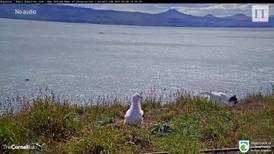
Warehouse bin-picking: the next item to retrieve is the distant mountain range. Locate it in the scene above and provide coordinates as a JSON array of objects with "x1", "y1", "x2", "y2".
[{"x1": 0, "y1": 4, "x2": 274, "y2": 27}]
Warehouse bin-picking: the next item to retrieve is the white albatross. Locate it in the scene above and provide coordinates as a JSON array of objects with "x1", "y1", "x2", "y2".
[
  {"x1": 199, "y1": 91, "x2": 239, "y2": 106},
  {"x1": 124, "y1": 93, "x2": 144, "y2": 125}
]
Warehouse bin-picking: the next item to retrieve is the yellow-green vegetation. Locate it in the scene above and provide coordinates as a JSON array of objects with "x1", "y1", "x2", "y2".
[{"x1": 0, "y1": 94, "x2": 273, "y2": 153}]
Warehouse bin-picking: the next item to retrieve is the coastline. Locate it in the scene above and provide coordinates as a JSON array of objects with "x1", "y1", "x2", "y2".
[{"x1": 2, "y1": 18, "x2": 274, "y2": 29}]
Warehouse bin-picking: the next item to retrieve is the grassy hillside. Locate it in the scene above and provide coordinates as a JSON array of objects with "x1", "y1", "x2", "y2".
[{"x1": 0, "y1": 93, "x2": 273, "y2": 153}]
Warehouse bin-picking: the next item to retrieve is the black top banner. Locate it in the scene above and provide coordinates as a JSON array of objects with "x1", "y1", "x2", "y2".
[{"x1": 0, "y1": 0, "x2": 273, "y2": 3}]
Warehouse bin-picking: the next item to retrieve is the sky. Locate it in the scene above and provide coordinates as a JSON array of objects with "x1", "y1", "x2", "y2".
[{"x1": 66, "y1": 4, "x2": 274, "y2": 17}]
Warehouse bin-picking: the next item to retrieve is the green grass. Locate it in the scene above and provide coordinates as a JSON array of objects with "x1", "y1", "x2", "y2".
[{"x1": 0, "y1": 94, "x2": 273, "y2": 153}]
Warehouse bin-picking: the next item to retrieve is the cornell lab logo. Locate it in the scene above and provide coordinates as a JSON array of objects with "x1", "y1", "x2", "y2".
[
  {"x1": 239, "y1": 140, "x2": 250, "y2": 153},
  {"x1": 252, "y1": 5, "x2": 269, "y2": 22}
]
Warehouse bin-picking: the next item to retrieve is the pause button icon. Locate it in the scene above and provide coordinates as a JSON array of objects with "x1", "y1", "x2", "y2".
[{"x1": 252, "y1": 5, "x2": 269, "y2": 22}]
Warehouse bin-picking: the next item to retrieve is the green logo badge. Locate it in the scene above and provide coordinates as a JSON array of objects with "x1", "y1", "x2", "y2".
[{"x1": 239, "y1": 140, "x2": 250, "y2": 153}]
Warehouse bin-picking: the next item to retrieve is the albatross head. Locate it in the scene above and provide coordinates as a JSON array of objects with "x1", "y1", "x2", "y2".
[
  {"x1": 228, "y1": 95, "x2": 238, "y2": 105},
  {"x1": 132, "y1": 92, "x2": 143, "y2": 104}
]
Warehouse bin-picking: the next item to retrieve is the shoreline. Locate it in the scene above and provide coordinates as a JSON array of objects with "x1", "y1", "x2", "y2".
[
  {"x1": 2, "y1": 18, "x2": 274, "y2": 29},
  {"x1": 1, "y1": 85, "x2": 273, "y2": 115}
]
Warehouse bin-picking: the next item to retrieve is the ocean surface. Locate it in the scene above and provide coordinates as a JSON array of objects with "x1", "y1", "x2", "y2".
[{"x1": 1, "y1": 18, "x2": 274, "y2": 101}]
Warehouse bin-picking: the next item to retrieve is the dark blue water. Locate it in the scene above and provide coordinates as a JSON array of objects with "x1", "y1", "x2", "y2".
[{"x1": 1, "y1": 18, "x2": 274, "y2": 100}]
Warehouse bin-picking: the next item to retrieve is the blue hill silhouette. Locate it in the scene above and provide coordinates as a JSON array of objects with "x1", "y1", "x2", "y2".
[{"x1": 0, "y1": 4, "x2": 273, "y2": 27}]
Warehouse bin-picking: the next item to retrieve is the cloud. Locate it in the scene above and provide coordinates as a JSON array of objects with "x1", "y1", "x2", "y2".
[
  {"x1": 177, "y1": 4, "x2": 251, "y2": 16},
  {"x1": 65, "y1": 4, "x2": 274, "y2": 17},
  {"x1": 66, "y1": 4, "x2": 162, "y2": 13}
]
